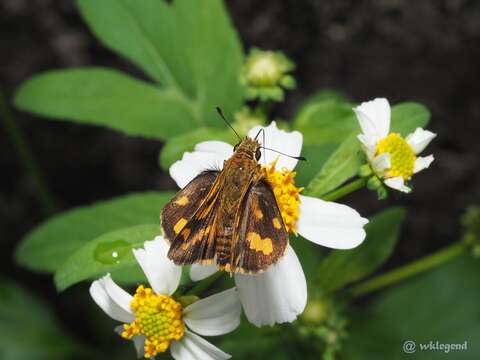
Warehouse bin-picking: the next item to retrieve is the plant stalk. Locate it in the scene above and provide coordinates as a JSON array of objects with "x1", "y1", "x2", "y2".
[
  {"x1": 186, "y1": 271, "x2": 224, "y2": 296},
  {"x1": 347, "y1": 242, "x2": 466, "y2": 298},
  {"x1": 321, "y1": 177, "x2": 367, "y2": 202},
  {"x1": 0, "y1": 89, "x2": 56, "y2": 215}
]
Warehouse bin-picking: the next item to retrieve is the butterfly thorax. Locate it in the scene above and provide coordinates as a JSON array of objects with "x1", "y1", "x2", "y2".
[{"x1": 215, "y1": 139, "x2": 264, "y2": 270}]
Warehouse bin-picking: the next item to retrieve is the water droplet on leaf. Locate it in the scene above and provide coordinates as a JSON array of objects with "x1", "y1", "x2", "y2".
[{"x1": 94, "y1": 239, "x2": 130, "y2": 265}]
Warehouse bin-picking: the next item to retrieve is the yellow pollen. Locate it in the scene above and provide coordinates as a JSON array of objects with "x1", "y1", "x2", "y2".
[
  {"x1": 376, "y1": 133, "x2": 416, "y2": 180},
  {"x1": 263, "y1": 159, "x2": 302, "y2": 234},
  {"x1": 121, "y1": 286, "x2": 185, "y2": 358}
]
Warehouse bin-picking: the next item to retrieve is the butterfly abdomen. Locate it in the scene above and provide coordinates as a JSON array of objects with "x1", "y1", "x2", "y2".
[{"x1": 216, "y1": 226, "x2": 233, "y2": 269}]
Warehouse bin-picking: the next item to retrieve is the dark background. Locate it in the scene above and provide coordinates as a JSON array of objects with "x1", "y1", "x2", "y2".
[{"x1": 1, "y1": 0, "x2": 479, "y2": 351}]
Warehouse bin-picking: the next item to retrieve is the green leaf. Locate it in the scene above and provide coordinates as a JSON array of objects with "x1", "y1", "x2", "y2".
[
  {"x1": 294, "y1": 143, "x2": 337, "y2": 187},
  {"x1": 298, "y1": 89, "x2": 351, "y2": 108},
  {"x1": 317, "y1": 207, "x2": 406, "y2": 293},
  {"x1": 14, "y1": 68, "x2": 196, "y2": 140},
  {"x1": 77, "y1": 0, "x2": 244, "y2": 123},
  {"x1": 342, "y1": 254, "x2": 480, "y2": 359},
  {"x1": 0, "y1": 278, "x2": 82, "y2": 359},
  {"x1": 293, "y1": 100, "x2": 357, "y2": 145},
  {"x1": 160, "y1": 127, "x2": 236, "y2": 170},
  {"x1": 390, "y1": 102, "x2": 431, "y2": 135},
  {"x1": 54, "y1": 224, "x2": 160, "y2": 291},
  {"x1": 16, "y1": 191, "x2": 174, "y2": 273},
  {"x1": 304, "y1": 134, "x2": 363, "y2": 197},
  {"x1": 219, "y1": 317, "x2": 283, "y2": 359}
]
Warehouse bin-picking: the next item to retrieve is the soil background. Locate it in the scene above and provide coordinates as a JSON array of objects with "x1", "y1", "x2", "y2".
[{"x1": 1, "y1": 0, "x2": 479, "y2": 353}]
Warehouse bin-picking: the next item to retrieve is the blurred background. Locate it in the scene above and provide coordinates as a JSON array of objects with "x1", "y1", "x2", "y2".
[{"x1": 1, "y1": 0, "x2": 479, "y2": 357}]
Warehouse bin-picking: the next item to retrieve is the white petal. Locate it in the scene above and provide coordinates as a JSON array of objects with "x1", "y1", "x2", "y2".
[
  {"x1": 414, "y1": 155, "x2": 434, "y2": 174},
  {"x1": 190, "y1": 264, "x2": 219, "y2": 282},
  {"x1": 184, "y1": 288, "x2": 241, "y2": 336},
  {"x1": 90, "y1": 277, "x2": 134, "y2": 323},
  {"x1": 194, "y1": 141, "x2": 234, "y2": 158},
  {"x1": 248, "y1": 121, "x2": 303, "y2": 170},
  {"x1": 357, "y1": 134, "x2": 377, "y2": 159},
  {"x1": 170, "y1": 151, "x2": 227, "y2": 189},
  {"x1": 354, "y1": 98, "x2": 391, "y2": 143},
  {"x1": 296, "y1": 195, "x2": 368, "y2": 249},
  {"x1": 132, "y1": 236, "x2": 181, "y2": 295},
  {"x1": 371, "y1": 153, "x2": 391, "y2": 174},
  {"x1": 170, "y1": 330, "x2": 231, "y2": 360},
  {"x1": 406, "y1": 128, "x2": 437, "y2": 154},
  {"x1": 384, "y1": 176, "x2": 411, "y2": 193},
  {"x1": 133, "y1": 336, "x2": 146, "y2": 359},
  {"x1": 103, "y1": 274, "x2": 134, "y2": 314},
  {"x1": 234, "y1": 245, "x2": 307, "y2": 327}
]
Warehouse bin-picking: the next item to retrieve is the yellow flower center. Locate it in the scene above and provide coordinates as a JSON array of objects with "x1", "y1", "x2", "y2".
[
  {"x1": 121, "y1": 286, "x2": 185, "y2": 358},
  {"x1": 376, "y1": 133, "x2": 416, "y2": 180},
  {"x1": 264, "y1": 160, "x2": 303, "y2": 234}
]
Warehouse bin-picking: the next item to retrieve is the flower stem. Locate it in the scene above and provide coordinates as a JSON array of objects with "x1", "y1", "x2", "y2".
[
  {"x1": 347, "y1": 242, "x2": 466, "y2": 298},
  {"x1": 321, "y1": 177, "x2": 367, "y2": 202},
  {"x1": 186, "y1": 271, "x2": 225, "y2": 296},
  {"x1": 0, "y1": 89, "x2": 56, "y2": 215}
]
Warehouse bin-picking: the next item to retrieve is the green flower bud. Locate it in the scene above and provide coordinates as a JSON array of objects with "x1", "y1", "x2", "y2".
[
  {"x1": 366, "y1": 175, "x2": 388, "y2": 200},
  {"x1": 296, "y1": 296, "x2": 348, "y2": 359},
  {"x1": 301, "y1": 299, "x2": 328, "y2": 325},
  {"x1": 241, "y1": 48, "x2": 296, "y2": 102},
  {"x1": 232, "y1": 106, "x2": 267, "y2": 136},
  {"x1": 358, "y1": 164, "x2": 373, "y2": 178}
]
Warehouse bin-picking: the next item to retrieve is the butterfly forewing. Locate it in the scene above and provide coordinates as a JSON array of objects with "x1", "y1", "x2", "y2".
[
  {"x1": 161, "y1": 171, "x2": 219, "y2": 247},
  {"x1": 231, "y1": 180, "x2": 288, "y2": 273}
]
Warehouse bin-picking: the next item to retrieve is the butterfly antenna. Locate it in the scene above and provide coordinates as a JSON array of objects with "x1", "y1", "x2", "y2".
[
  {"x1": 262, "y1": 146, "x2": 307, "y2": 161},
  {"x1": 216, "y1": 107, "x2": 242, "y2": 141}
]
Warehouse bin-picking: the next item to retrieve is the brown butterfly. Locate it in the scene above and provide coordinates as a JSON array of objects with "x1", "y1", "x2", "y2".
[{"x1": 161, "y1": 109, "x2": 305, "y2": 274}]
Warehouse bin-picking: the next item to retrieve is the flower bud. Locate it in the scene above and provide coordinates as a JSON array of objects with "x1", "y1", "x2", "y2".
[
  {"x1": 240, "y1": 48, "x2": 296, "y2": 102},
  {"x1": 232, "y1": 106, "x2": 267, "y2": 136}
]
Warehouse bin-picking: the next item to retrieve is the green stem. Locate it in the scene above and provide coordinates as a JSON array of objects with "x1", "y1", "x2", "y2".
[
  {"x1": 347, "y1": 242, "x2": 466, "y2": 298},
  {"x1": 186, "y1": 271, "x2": 224, "y2": 296},
  {"x1": 0, "y1": 89, "x2": 56, "y2": 215},
  {"x1": 321, "y1": 177, "x2": 367, "y2": 202}
]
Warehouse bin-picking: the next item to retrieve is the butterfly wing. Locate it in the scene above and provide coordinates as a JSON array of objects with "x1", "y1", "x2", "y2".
[
  {"x1": 231, "y1": 180, "x2": 289, "y2": 273},
  {"x1": 161, "y1": 170, "x2": 222, "y2": 265}
]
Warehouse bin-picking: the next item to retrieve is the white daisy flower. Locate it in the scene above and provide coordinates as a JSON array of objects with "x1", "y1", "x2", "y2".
[
  {"x1": 354, "y1": 98, "x2": 437, "y2": 193},
  {"x1": 169, "y1": 122, "x2": 368, "y2": 327},
  {"x1": 90, "y1": 236, "x2": 241, "y2": 359}
]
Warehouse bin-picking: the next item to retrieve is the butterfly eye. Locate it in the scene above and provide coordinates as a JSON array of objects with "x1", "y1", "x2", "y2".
[
  {"x1": 255, "y1": 148, "x2": 262, "y2": 161},
  {"x1": 233, "y1": 143, "x2": 239, "y2": 151}
]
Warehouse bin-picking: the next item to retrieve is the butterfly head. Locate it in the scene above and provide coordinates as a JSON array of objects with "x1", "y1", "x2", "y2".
[{"x1": 233, "y1": 137, "x2": 262, "y2": 162}]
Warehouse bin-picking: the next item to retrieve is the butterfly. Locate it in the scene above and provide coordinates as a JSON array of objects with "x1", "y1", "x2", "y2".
[{"x1": 161, "y1": 110, "x2": 305, "y2": 274}]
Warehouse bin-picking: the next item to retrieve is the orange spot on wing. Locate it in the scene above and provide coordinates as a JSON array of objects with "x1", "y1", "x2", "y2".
[
  {"x1": 247, "y1": 232, "x2": 273, "y2": 255},
  {"x1": 181, "y1": 228, "x2": 191, "y2": 240},
  {"x1": 272, "y1": 217, "x2": 282, "y2": 229},
  {"x1": 180, "y1": 226, "x2": 211, "y2": 251},
  {"x1": 174, "y1": 218, "x2": 188, "y2": 234},
  {"x1": 254, "y1": 209, "x2": 264, "y2": 220},
  {"x1": 174, "y1": 196, "x2": 189, "y2": 206}
]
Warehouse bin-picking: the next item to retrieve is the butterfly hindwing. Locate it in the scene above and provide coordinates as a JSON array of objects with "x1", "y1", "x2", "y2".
[
  {"x1": 161, "y1": 170, "x2": 219, "y2": 245},
  {"x1": 231, "y1": 180, "x2": 289, "y2": 273}
]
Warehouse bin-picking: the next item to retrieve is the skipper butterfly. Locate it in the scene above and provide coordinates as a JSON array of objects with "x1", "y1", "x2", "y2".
[{"x1": 161, "y1": 109, "x2": 304, "y2": 274}]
